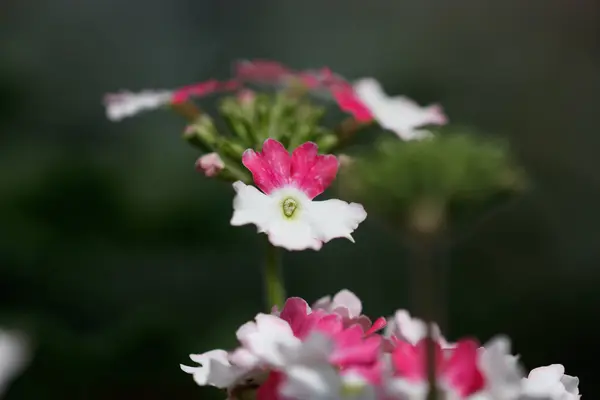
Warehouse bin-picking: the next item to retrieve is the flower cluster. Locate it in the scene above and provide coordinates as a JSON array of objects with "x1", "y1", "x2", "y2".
[
  {"x1": 104, "y1": 59, "x2": 448, "y2": 142},
  {"x1": 182, "y1": 290, "x2": 580, "y2": 400}
]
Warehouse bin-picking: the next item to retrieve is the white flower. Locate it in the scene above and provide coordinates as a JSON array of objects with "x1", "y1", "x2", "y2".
[
  {"x1": 520, "y1": 365, "x2": 580, "y2": 400},
  {"x1": 103, "y1": 90, "x2": 173, "y2": 121},
  {"x1": 231, "y1": 139, "x2": 367, "y2": 251},
  {"x1": 353, "y1": 78, "x2": 448, "y2": 141},
  {"x1": 0, "y1": 330, "x2": 30, "y2": 396}
]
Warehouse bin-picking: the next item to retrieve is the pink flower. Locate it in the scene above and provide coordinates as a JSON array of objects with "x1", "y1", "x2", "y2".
[
  {"x1": 391, "y1": 339, "x2": 485, "y2": 397},
  {"x1": 230, "y1": 139, "x2": 367, "y2": 251},
  {"x1": 195, "y1": 153, "x2": 225, "y2": 177}
]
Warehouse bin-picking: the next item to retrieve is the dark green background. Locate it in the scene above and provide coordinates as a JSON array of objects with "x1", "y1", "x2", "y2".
[{"x1": 1, "y1": 0, "x2": 598, "y2": 398}]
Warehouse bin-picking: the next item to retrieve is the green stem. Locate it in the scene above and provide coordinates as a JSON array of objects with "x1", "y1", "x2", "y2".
[{"x1": 263, "y1": 241, "x2": 286, "y2": 311}]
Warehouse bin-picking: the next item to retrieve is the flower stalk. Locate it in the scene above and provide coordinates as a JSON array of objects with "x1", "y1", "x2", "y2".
[
  {"x1": 263, "y1": 241, "x2": 286, "y2": 311},
  {"x1": 408, "y1": 198, "x2": 446, "y2": 400}
]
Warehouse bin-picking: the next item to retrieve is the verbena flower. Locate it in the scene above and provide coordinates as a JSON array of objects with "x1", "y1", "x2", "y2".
[
  {"x1": 181, "y1": 290, "x2": 580, "y2": 400},
  {"x1": 230, "y1": 138, "x2": 367, "y2": 251}
]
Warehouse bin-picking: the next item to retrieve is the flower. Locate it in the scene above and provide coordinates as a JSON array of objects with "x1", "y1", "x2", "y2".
[
  {"x1": 195, "y1": 153, "x2": 225, "y2": 177},
  {"x1": 520, "y1": 365, "x2": 580, "y2": 400},
  {"x1": 352, "y1": 78, "x2": 448, "y2": 141},
  {"x1": 181, "y1": 291, "x2": 581, "y2": 400},
  {"x1": 182, "y1": 292, "x2": 385, "y2": 400},
  {"x1": 230, "y1": 139, "x2": 367, "y2": 251},
  {"x1": 0, "y1": 330, "x2": 30, "y2": 396}
]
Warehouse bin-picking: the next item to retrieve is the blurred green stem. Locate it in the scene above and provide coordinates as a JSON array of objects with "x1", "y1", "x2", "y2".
[
  {"x1": 263, "y1": 241, "x2": 286, "y2": 311},
  {"x1": 408, "y1": 198, "x2": 447, "y2": 400}
]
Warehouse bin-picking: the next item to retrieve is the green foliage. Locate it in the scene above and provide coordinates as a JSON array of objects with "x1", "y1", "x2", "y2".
[
  {"x1": 182, "y1": 92, "x2": 339, "y2": 183},
  {"x1": 339, "y1": 130, "x2": 527, "y2": 234}
]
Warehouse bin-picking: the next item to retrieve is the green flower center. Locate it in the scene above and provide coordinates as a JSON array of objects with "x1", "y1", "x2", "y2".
[{"x1": 282, "y1": 197, "x2": 298, "y2": 218}]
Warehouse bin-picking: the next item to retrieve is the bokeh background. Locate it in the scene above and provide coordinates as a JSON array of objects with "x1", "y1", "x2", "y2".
[{"x1": 1, "y1": 0, "x2": 599, "y2": 398}]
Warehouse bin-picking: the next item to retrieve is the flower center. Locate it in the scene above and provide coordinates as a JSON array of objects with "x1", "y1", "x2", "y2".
[{"x1": 282, "y1": 197, "x2": 298, "y2": 218}]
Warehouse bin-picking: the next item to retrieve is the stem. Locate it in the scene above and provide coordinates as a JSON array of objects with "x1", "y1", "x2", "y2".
[
  {"x1": 410, "y1": 235, "x2": 439, "y2": 400},
  {"x1": 408, "y1": 198, "x2": 447, "y2": 400},
  {"x1": 263, "y1": 241, "x2": 286, "y2": 311}
]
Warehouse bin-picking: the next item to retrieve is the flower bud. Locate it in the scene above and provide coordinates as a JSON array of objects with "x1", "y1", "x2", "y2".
[{"x1": 195, "y1": 153, "x2": 225, "y2": 177}]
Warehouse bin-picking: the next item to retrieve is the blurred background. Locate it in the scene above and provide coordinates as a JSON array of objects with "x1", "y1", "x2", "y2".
[{"x1": 1, "y1": 0, "x2": 599, "y2": 398}]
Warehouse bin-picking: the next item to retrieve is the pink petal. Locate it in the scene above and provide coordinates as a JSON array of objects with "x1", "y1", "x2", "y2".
[
  {"x1": 313, "y1": 314, "x2": 344, "y2": 337},
  {"x1": 242, "y1": 139, "x2": 291, "y2": 194},
  {"x1": 234, "y1": 60, "x2": 292, "y2": 83},
  {"x1": 391, "y1": 340, "x2": 424, "y2": 382},
  {"x1": 280, "y1": 297, "x2": 312, "y2": 338},
  {"x1": 364, "y1": 317, "x2": 387, "y2": 337},
  {"x1": 392, "y1": 339, "x2": 443, "y2": 382},
  {"x1": 331, "y1": 87, "x2": 373, "y2": 123},
  {"x1": 443, "y1": 339, "x2": 485, "y2": 397},
  {"x1": 256, "y1": 371, "x2": 283, "y2": 400},
  {"x1": 290, "y1": 142, "x2": 339, "y2": 199},
  {"x1": 171, "y1": 80, "x2": 220, "y2": 104}
]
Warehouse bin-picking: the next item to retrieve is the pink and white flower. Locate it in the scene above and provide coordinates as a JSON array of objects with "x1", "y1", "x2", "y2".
[
  {"x1": 230, "y1": 139, "x2": 367, "y2": 251},
  {"x1": 352, "y1": 78, "x2": 448, "y2": 141},
  {"x1": 181, "y1": 290, "x2": 581, "y2": 400},
  {"x1": 182, "y1": 292, "x2": 385, "y2": 400}
]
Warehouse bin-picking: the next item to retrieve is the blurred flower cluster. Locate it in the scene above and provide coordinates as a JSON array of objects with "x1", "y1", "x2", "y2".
[
  {"x1": 182, "y1": 290, "x2": 580, "y2": 400},
  {"x1": 102, "y1": 59, "x2": 580, "y2": 400}
]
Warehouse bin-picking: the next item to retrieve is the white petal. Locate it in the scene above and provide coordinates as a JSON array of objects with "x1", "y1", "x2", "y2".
[
  {"x1": 478, "y1": 336, "x2": 523, "y2": 400},
  {"x1": 388, "y1": 310, "x2": 448, "y2": 347},
  {"x1": 521, "y1": 364, "x2": 580, "y2": 399},
  {"x1": 104, "y1": 90, "x2": 172, "y2": 121},
  {"x1": 0, "y1": 330, "x2": 29, "y2": 396},
  {"x1": 560, "y1": 374, "x2": 580, "y2": 395},
  {"x1": 332, "y1": 289, "x2": 363, "y2": 318},
  {"x1": 243, "y1": 314, "x2": 300, "y2": 367},
  {"x1": 305, "y1": 199, "x2": 367, "y2": 243},
  {"x1": 180, "y1": 349, "x2": 244, "y2": 388},
  {"x1": 353, "y1": 78, "x2": 446, "y2": 141},
  {"x1": 266, "y1": 217, "x2": 323, "y2": 251},
  {"x1": 281, "y1": 364, "x2": 342, "y2": 400},
  {"x1": 230, "y1": 181, "x2": 276, "y2": 231}
]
